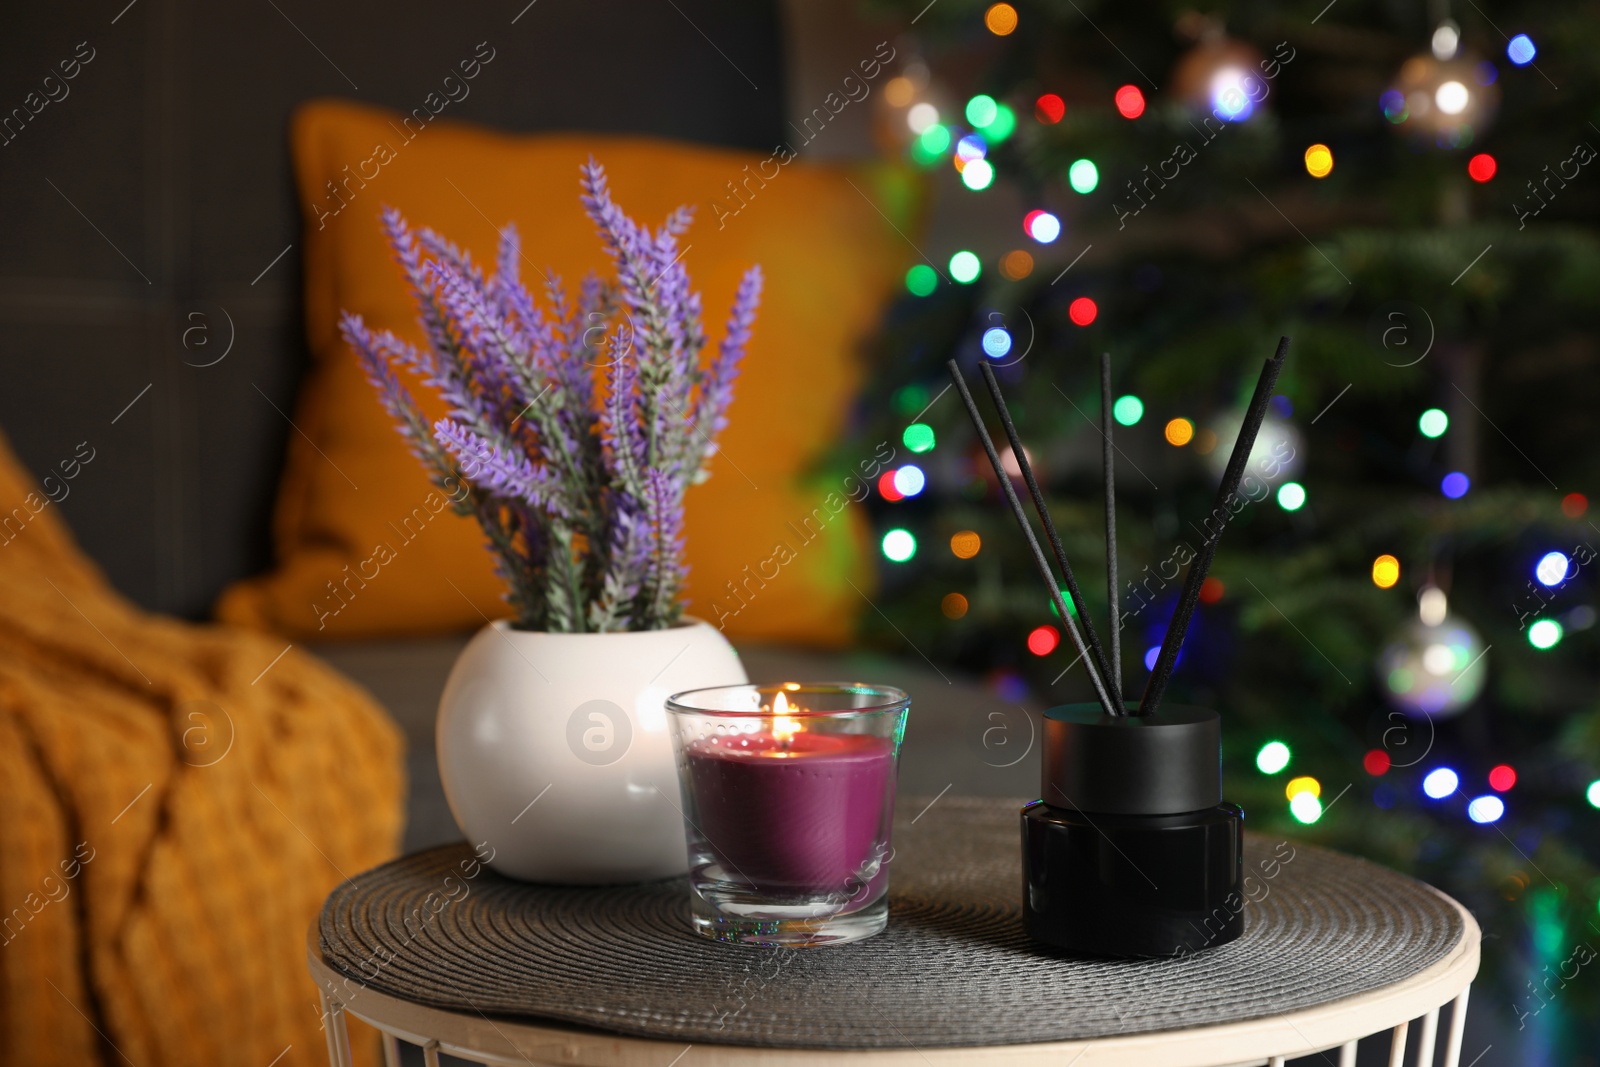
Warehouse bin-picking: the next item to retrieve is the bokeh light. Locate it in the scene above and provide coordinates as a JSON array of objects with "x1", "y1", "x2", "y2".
[
  {"x1": 1435, "y1": 80, "x2": 1469, "y2": 115},
  {"x1": 1419, "y1": 587, "x2": 1447, "y2": 626},
  {"x1": 1068, "y1": 159, "x2": 1099, "y2": 194},
  {"x1": 1286, "y1": 776, "x2": 1321, "y2": 800},
  {"x1": 1507, "y1": 33, "x2": 1537, "y2": 65},
  {"x1": 961, "y1": 158, "x2": 995, "y2": 190},
  {"x1": 1210, "y1": 68, "x2": 1255, "y2": 121},
  {"x1": 986, "y1": 104, "x2": 1017, "y2": 142},
  {"x1": 1535, "y1": 551, "x2": 1570, "y2": 586},
  {"x1": 966, "y1": 94, "x2": 999, "y2": 129},
  {"x1": 950, "y1": 530, "x2": 981, "y2": 559},
  {"x1": 881, "y1": 528, "x2": 917, "y2": 562},
  {"x1": 1290, "y1": 792, "x2": 1323, "y2": 824},
  {"x1": 1441, "y1": 472, "x2": 1470, "y2": 499},
  {"x1": 907, "y1": 102, "x2": 939, "y2": 134},
  {"x1": 1488, "y1": 764, "x2": 1517, "y2": 792},
  {"x1": 956, "y1": 133, "x2": 988, "y2": 162},
  {"x1": 1068, "y1": 297, "x2": 1098, "y2": 326},
  {"x1": 1432, "y1": 22, "x2": 1460, "y2": 61},
  {"x1": 1364, "y1": 749, "x2": 1391, "y2": 776},
  {"x1": 1528, "y1": 619, "x2": 1563, "y2": 650},
  {"x1": 981, "y1": 326, "x2": 1013, "y2": 358},
  {"x1": 1562, "y1": 492, "x2": 1588, "y2": 517},
  {"x1": 884, "y1": 77, "x2": 914, "y2": 108},
  {"x1": 1380, "y1": 89, "x2": 1408, "y2": 124},
  {"x1": 1112, "y1": 395, "x2": 1144, "y2": 426},
  {"x1": 1467, "y1": 795, "x2": 1505, "y2": 824},
  {"x1": 905, "y1": 264, "x2": 938, "y2": 297},
  {"x1": 1419, "y1": 408, "x2": 1449, "y2": 437},
  {"x1": 1586, "y1": 780, "x2": 1600, "y2": 808},
  {"x1": 1035, "y1": 93, "x2": 1065, "y2": 124},
  {"x1": 877, "y1": 470, "x2": 903, "y2": 502},
  {"x1": 1423, "y1": 767, "x2": 1459, "y2": 799},
  {"x1": 1047, "y1": 588, "x2": 1077, "y2": 618},
  {"x1": 984, "y1": 2, "x2": 1018, "y2": 35},
  {"x1": 1143, "y1": 645, "x2": 1160, "y2": 671},
  {"x1": 1164, "y1": 418, "x2": 1194, "y2": 446},
  {"x1": 909, "y1": 135, "x2": 945, "y2": 169},
  {"x1": 1200, "y1": 576, "x2": 1225, "y2": 603},
  {"x1": 949, "y1": 251, "x2": 981, "y2": 283},
  {"x1": 941, "y1": 592, "x2": 968, "y2": 619},
  {"x1": 1000, "y1": 249, "x2": 1034, "y2": 280},
  {"x1": 893, "y1": 384, "x2": 928, "y2": 416},
  {"x1": 1468, "y1": 153, "x2": 1497, "y2": 182},
  {"x1": 1372, "y1": 554, "x2": 1401, "y2": 588},
  {"x1": 893, "y1": 465, "x2": 926, "y2": 498},
  {"x1": 1304, "y1": 144, "x2": 1334, "y2": 178},
  {"x1": 1025, "y1": 210, "x2": 1062, "y2": 243},
  {"x1": 903, "y1": 423, "x2": 936, "y2": 453},
  {"x1": 1277, "y1": 482, "x2": 1307, "y2": 511},
  {"x1": 1114, "y1": 85, "x2": 1145, "y2": 119},
  {"x1": 1256, "y1": 741, "x2": 1291, "y2": 774},
  {"x1": 1027, "y1": 625, "x2": 1060, "y2": 656}
]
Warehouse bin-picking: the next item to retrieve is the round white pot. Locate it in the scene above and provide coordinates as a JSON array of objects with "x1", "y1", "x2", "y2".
[{"x1": 437, "y1": 617, "x2": 746, "y2": 884}]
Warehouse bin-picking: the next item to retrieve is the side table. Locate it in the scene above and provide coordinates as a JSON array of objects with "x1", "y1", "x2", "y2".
[{"x1": 309, "y1": 797, "x2": 1480, "y2": 1067}]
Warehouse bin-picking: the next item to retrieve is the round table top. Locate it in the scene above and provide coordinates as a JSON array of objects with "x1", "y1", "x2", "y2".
[{"x1": 312, "y1": 796, "x2": 1478, "y2": 1065}]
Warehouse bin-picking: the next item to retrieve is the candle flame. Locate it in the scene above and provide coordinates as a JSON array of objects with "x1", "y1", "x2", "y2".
[{"x1": 772, "y1": 690, "x2": 801, "y2": 742}]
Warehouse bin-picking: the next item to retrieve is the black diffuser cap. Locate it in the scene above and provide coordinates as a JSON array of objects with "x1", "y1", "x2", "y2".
[{"x1": 1041, "y1": 704, "x2": 1221, "y2": 816}]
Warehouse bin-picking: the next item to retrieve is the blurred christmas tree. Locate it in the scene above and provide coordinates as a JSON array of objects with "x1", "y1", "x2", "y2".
[{"x1": 846, "y1": 0, "x2": 1600, "y2": 1048}]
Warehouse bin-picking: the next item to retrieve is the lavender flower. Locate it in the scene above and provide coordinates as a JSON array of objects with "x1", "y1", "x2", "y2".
[
  {"x1": 694, "y1": 266, "x2": 762, "y2": 471},
  {"x1": 351, "y1": 161, "x2": 758, "y2": 631}
]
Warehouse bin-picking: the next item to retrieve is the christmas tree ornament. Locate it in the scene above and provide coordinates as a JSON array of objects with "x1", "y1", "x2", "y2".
[
  {"x1": 1378, "y1": 588, "x2": 1487, "y2": 718},
  {"x1": 1204, "y1": 412, "x2": 1303, "y2": 487},
  {"x1": 1380, "y1": 32, "x2": 1500, "y2": 147},
  {"x1": 1169, "y1": 18, "x2": 1265, "y2": 123}
]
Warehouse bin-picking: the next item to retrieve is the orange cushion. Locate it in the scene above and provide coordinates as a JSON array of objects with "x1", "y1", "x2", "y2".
[{"x1": 216, "y1": 99, "x2": 915, "y2": 645}]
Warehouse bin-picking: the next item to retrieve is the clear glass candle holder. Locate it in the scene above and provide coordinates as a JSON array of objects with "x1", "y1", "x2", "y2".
[{"x1": 665, "y1": 683, "x2": 908, "y2": 947}]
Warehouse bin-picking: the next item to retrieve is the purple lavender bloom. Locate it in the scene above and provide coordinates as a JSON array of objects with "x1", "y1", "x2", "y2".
[
  {"x1": 643, "y1": 466, "x2": 687, "y2": 622},
  {"x1": 351, "y1": 161, "x2": 757, "y2": 632},
  {"x1": 341, "y1": 311, "x2": 439, "y2": 467},
  {"x1": 695, "y1": 266, "x2": 762, "y2": 455},
  {"x1": 434, "y1": 418, "x2": 568, "y2": 517}
]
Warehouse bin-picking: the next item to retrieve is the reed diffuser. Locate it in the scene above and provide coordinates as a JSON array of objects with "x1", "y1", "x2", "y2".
[{"x1": 949, "y1": 336, "x2": 1289, "y2": 957}]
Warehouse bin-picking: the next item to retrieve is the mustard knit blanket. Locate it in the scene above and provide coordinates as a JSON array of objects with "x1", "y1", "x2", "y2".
[{"x1": 0, "y1": 433, "x2": 402, "y2": 1066}]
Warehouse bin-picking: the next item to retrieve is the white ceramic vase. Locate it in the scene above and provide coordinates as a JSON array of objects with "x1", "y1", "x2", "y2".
[{"x1": 436, "y1": 617, "x2": 746, "y2": 884}]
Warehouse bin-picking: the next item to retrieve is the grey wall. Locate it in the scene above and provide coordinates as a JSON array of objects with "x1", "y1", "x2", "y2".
[{"x1": 0, "y1": 0, "x2": 785, "y2": 617}]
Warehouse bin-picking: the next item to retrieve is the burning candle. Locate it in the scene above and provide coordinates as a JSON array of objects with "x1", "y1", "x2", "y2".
[
  {"x1": 667, "y1": 684, "x2": 908, "y2": 946},
  {"x1": 687, "y1": 692, "x2": 896, "y2": 894}
]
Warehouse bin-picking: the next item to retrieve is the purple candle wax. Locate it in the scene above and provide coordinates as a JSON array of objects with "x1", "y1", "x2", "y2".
[{"x1": 687, "y1": 730, "x2": 896, "y2": 896}]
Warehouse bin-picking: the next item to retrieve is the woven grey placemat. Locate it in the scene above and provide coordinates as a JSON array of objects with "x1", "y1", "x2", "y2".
[{"x1": 319, "y1": 796, "x2": 1465, "y2": 1048}]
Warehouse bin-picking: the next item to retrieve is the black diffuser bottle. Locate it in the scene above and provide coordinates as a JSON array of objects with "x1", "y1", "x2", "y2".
[
  {"x1": 947, "y1": 338, "x2": 1289, "y2": 961},
  {"x1": 1022, "y1": 703, "x2": 1244, "y2": 957}
]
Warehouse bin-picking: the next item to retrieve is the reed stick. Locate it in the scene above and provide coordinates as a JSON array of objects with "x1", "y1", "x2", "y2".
[
  {"x1": 948, "y1": 360, "x2": 1120, "y2": 718},
  {"x1": 1137, "y1": 336, "x2": 1291, "y2": 716},
  {"x1": 1101, "y1": 353, "x2": 1122, "y2": 707},
  {"x1": 978, "y1": 361, "x2": 1121, "y2": 710}
]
